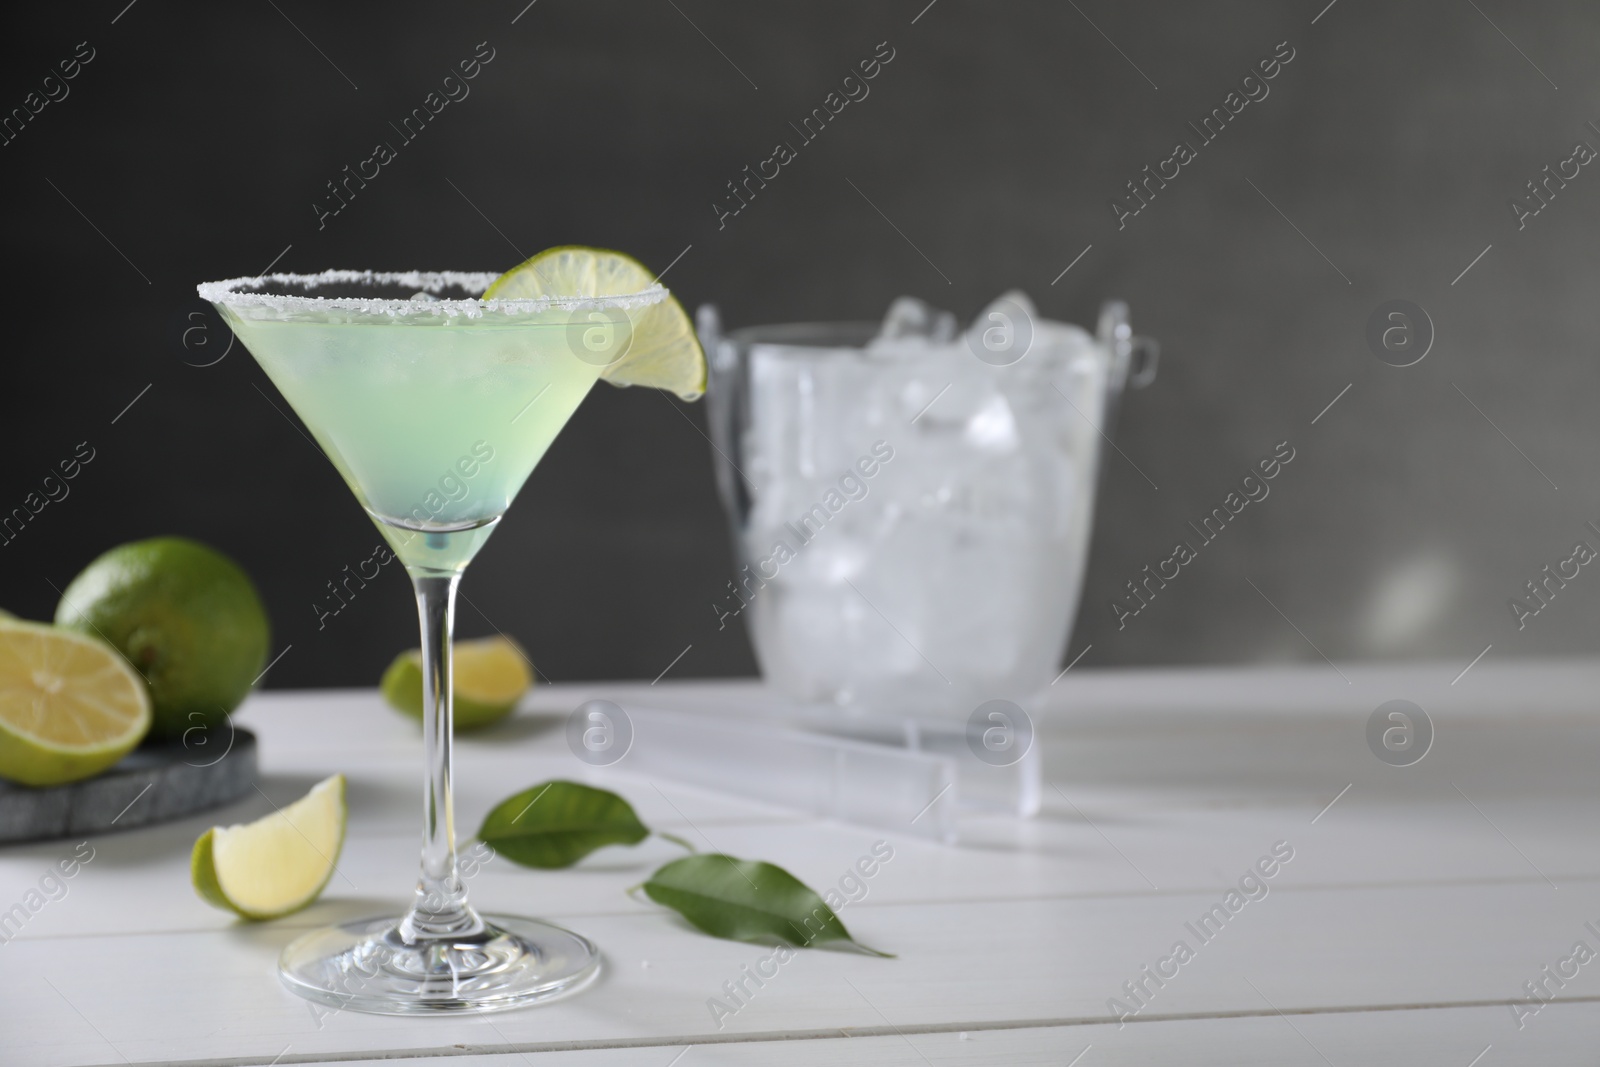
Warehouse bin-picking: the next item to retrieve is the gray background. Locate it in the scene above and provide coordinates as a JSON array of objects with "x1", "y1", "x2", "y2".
[{"x1": 3, "y1": 0, "x2": 1597, "y2": 688}]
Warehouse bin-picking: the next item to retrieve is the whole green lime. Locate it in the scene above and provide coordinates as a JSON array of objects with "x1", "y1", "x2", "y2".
[{"x1": 54, "y1": 537, "x2": 270, "y2": 740}]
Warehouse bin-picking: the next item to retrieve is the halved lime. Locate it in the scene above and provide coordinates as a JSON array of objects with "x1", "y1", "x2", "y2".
[
  {"x1": 380, "y1": 635, "x2": 532, "y2": 732},
  {"x1": 192, "y1": 774, "x2": 347, "y2": 921},
  {"x1": 483, "y1": 246, "x2": 707, "y2": 400},
  {"x1": 0, "y1": 620, "x2": 151, "y2": 786}
]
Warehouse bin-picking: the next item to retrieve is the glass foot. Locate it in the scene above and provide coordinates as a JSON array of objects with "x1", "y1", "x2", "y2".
[{"x1": 279, "y1": 913, "x2": 600, "y2": 1016}]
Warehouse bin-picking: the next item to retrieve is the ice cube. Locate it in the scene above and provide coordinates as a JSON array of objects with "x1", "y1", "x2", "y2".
[
  {"x1": 964, "y1": 290, "x2": 1038, "y2": 367},
  {"x1": 963, "y1": 393, "x2": 1020, "y2": 453},
  {"x1": 873, "y1": 296, "x2": 958, "y2": 345}
]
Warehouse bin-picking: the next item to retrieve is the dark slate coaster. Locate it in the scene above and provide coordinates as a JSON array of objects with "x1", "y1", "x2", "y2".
[{"x1": 0, "y1": 727, "x2": 257, "y2": 844}]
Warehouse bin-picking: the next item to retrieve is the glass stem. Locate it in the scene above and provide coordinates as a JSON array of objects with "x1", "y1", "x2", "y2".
[{"x1": 398, "y1": 570, "x2": 484, "y2": 943}]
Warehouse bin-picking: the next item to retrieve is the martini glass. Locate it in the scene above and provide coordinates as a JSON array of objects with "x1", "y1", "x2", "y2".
[{"x1": 200, "y1": 269, "x2": 666, "y2": 1015}]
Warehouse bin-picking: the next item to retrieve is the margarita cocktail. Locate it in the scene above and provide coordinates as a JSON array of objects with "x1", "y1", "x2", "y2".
[
  {"x1": 201, "y1": 256, "x2": 703, "y2": 1015},
  {"x1": 220, "y1": 273, "x2": 608, "y2": 572}
]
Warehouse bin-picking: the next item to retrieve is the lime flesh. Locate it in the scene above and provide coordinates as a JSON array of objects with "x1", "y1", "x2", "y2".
[{"x1": 0, "y1": 620, "x2": 151, "y2": 786}]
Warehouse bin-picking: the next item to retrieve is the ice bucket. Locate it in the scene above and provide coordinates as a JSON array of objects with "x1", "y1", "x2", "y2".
[{"x1": 699, "y1": 294, "x2": 1156, "y2": 719}]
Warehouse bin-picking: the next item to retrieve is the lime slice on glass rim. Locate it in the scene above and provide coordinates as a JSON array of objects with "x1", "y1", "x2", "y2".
[
  {"x1": 0, "y1": 620, "x2": 151, "y2": 786},
  {"x1": 192, "y1": 774, "x2": 347, "y2": 921},
  {"x1": 482, "y1": 246, "x2": 707, "y2": 400}
]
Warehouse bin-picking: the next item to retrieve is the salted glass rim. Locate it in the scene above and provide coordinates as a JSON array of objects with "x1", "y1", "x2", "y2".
[{"x1": 197, "y1": 269, "x2": 668, "y2": 320}]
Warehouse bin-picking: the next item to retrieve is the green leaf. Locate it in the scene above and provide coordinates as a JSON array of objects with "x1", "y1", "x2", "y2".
[
  {"x1": 641, "y1": 854, "x2": 892, "y2": 956},
  {"x1": 478, "y1": 781, "x2": 649, "y2": 869}
]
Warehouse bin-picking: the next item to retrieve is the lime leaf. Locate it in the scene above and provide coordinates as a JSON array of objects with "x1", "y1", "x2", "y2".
[
  {"x1": 478, "y1": 780, "x2": 649, "y2": 868},
  {"x1": 641, "y1": 854, "x2": 892, "y2": 955}
]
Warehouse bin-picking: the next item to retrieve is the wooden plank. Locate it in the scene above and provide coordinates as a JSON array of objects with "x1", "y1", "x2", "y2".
[
  {"x1": 261, "y1": 1003, "x2": 1600, "y2": 1067},
  {"x1": 5, "y1": 791, "x2": 1598, "y2": 943},
  {"x1": 7, "y1": 879, "x2": 1600, "y2": 1065}
]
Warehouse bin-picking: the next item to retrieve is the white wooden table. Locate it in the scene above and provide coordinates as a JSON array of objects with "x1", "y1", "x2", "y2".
[{"x1": 5, "y1": 660, "x2": 1599, "y2": 1065}]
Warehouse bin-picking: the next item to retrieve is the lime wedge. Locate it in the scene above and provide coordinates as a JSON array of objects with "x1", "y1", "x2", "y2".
[
  {"x1": 192, "y1": 774, "x2": 347, "y2": 921},
  {"x1": 0, "y1": 620, "x2": 151, "y2": 786},
  {"x1": 483, "y1": 246, "x2": 707, "y2": 400},
  {"x1": 380, "y1": 636, "x2": 532, "y2": 732}
]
